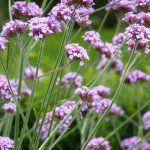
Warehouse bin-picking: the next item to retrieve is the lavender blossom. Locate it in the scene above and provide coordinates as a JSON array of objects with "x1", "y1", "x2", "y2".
[
  {"x1": 112, "y1": 33, "x2": 126, "y2": 46},
  {"x1": 93, "y1": 85, "x2": 110, "y2": 97},
  {"x1": 0, "y1": 136, "x2": 14, "y2": 150},
  {"x1": 1, "y1": 20, "x2": 27, "y2": 37},
  {"x1": 87, "y1": 137, "x2": 111, "y2": 150},
  {"x1": 125, "y1": 23, "x2": 150, "y2": 53},
  {"x1": 0, "y1": 37, "x2": 8, "y2": 50},
  {"x1": 11, "y1": 1, "x2": 42, "y2": 18},
  {"x1": 60, "y1": 72, "x2": 83, "y2": 87},
  {"x1": 106, "y1": 0, "x2": 136, "y2": 12},
  {"x1": 125, "y1": 70, "x2": 150, "y2": 83},
  {"x1": 0, "y1": 75, "x2": 18, "y2": 101},
  {"x1": 66, "y1": 43, "x2": 89, "y2": 66},
  {"x1": 49, "y1": 3, "x2": 72, "y2": 21},
  {"x1": 135, "y1": 0, "x2": 150, "y2": 11},
  {"x1": 97, "y1": 57, "x2": 108, "y2": 70},
  {"x1": 121, "y1": 136, "x2": 150, "y2": 150},
  {"x1": 24, "y1": 66, "x2": 43, "y2": 81},
  {"x1": 142, "y1": 111, "x2": 150, "y2": 130},
  {"x1": 75, "y1": 86, "x2": 97, "y2": 102},
  {"x1": 22, "y1": 86, "x2": 32, "y2": 96},
  {"x1": 111, "y1": 59, "x2": 124, "y2": 74},
  {"x1": 82, "y1": 30, "x2": 101, "y2": 45},
  {"x1": 2, "y1": 102, "x2": 16, "y2": 113}
]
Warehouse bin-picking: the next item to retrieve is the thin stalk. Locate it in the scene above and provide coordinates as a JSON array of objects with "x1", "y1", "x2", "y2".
[
  {"x1": 38, "y1": 61, "x2": 72, "y2": 79},
  {"x1": 8, "y1": 0, "x2": 13, "y2": 20},
  {"x1": 81, "y1": 46, "x2": 137, "y2": 150},
  {"x1": 98, "y1": 10, "x2": 110, "y2": 32},
  {"x1": 43, "y1": 0, "x2": 55, "y2": 15},
  {"x1": 17, "y1": 40, "x2": 44, "y2": 150}
]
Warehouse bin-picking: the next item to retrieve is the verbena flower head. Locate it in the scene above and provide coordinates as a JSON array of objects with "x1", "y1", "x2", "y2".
[
  {"x1": 2, "y1": 102, "x2": 16, "y2": 113},
  {"x1": 135, "y1": 0, "x2": 150, "y2": 11},
  {"x1": 0, "y1": 37, "x2": 8, "y2": 50},
  {"x1": 125, "y1": 23, "x2": 150, "y2": 53},
  {"x1": 66, "y1": 43, "x2": 89, "y2": 66},
  {"x1": 125, "y1": 70, "x2": 150, "y2": 83},
  {"x1": 142, "y1": 111, "x2": 150, "y2": 130},
  {"x1": 60, "y1": 72, "x2": 83, "y2": 87},
  {"x1": 113, "y1": 33, "x2": 126, "y2": 46},
  {"x1": 24, "y1": 66, "x2": 43, "y2": 80},
  {"x1": 123, "y1": 12, "x2": 150, "y2": 26},
  {"x1": 95, "y1": 42, "x2": 117, "y2": 58},
  {"x1": 82, "y1": 30, "x2": 101, "y2": 45},
  {"x1": 22, "y1": 86, "x2": 32, "y2": 96},
  {"x1": 40, "y1": 100, "x2": 75, "y2": 140},
  {"x1": 11, "y1": 1, "x2": 42, "y2": 18},
  {"x1": 75, "y1": 86, "x2": 97, "y2": 102},
  {"x1": 97, "y1": 57, "x2": 108, "y2": 70},
  {"x1": 106, "y1": 0, "x2": 136, "y2": 12},
  {"x1": 0, "y1": 136, "x2": 14, "y2": 150},
  {"x1": 93, "y1": 85, "x2": 110, "y2": 97},
  {"x1": 111, "y1": 59, "x2": 124, "y2": 74},
  {"x1": 28, "y1": 17, "x2": 54, "y2": 40},
  {"x1": 87, "y1": 137, "x2": 111, "y2": 150},
  {"x1": 49, "y1": 3, "x2": 72, "y2": 21},
  {"x1": 0, "y1": 75, "x2": 18, "y2": 101},
  {"x1": 92, "y1": 98, "x2": 124, "y2": 116},
  {"x1": 121, "y1": 136, "x2": 150, "y2": 150},
  {"x1": 1, "y1": 20, "x2": 27, "y2": 37}
]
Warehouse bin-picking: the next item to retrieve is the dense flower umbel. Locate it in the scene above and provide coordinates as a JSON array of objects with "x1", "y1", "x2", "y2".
[
  {"x1": 2, "y1": 102, "x2": 16, "y2": 113},
  {"x1": 75, "y1": 86, "x2": 97, "y2": 102},
  {"x1": 124, "y1": 23, "x2": 150, "y2": 53},
  {"x1": 106, "y1": 0, "x2": 136, "y2": 12},
  {"x1": 66, "y1": 43, "x2": 89, "y2": 66},
  {"x1": 24, "y1": 66, "x2": 43, "y2": 80},
  {"x1": 135, "y1": 0, "x2": 150, "y2": 11},
  {"x1": 1, "y1": 20, "x2": 27, "y2": 37},
  {"x1": 142, "y1": 111, "x2": 150, "y2": 130},
  {"x1": 28, "y1": 17, "x2": 53, "y2": 40},
  {"x1": 11, "y1": 1, "x2": 42, "y2": 18},
  {"x1": 49, "y1": 3, "x2": 72, "y2": 21},
  {"x1": 112, "y1": 33, "x2": 126, "y2": 46},
  {"x1": 0, "y1": 75, "x2": 18, "y2": 101},
  {"x1": 0, "y1": 136, "x2": 14, "y2": 150},
  {"x1": 121, "y1": 136, "x2": 150, "y2": 150},
  {"x1": 0, "y1": 37, "x2": 8, "y2": 50},
  {"x1": 123, "y1": 12, "x2": 150, "y2": 26},
  {"x1": 125, "y1": 70, "x2": 150, "y2": 83},
  {"x1": 93, "y1": 85, "x2": 110, "y2": 97},
  {"x1": 60, "y1": 72, "x2": 83, "y2": 87},
  {"x1": 82, "y1": 30, "x2": 101, "y2": 45},
  {"x1": 87, "y1": 137, "x2": 111, "y2": 150},
  {"x1": 40, "y1": 100, "x2": 75, "y2": 140},
  {"x1": 92, "y1": 98, "x2": 124, "y2": 116},
  {"x1": 95, "y1": 42, "x2": 118, "y2": 58}
]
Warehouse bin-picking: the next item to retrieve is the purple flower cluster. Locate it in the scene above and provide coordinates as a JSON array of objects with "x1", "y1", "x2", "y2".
[
  {"x1": 121, "y1": 136, "x2": 150, "y2": 150},
  {"x1": 11, "y1": 1, "x2": 42, "y2": 18},
  {"x1": 111, "y1": 59, "x2": 124, "y2": 74},
  {"x1": 40, "y1": 100, "x2": 76, "y2": 140},
  {"x1": 125, "y1": 70, "x2": 150, "y2": 83},
  {"x1": 112, "y1": 33, "x2": 126, "y2": 46},
  {"x1": 123, "y1": 12, "x2": 150, "y2": 26},
  {"x1": 135, "y1": 0, "x2": 150, "y2": 11},
  {"x1": 124, "y1": 23, "x2": 150, "y2": 53},
  {"x1": 142, "y1": 111, "x2": 150, "y2": 130},
  {"x1": 0, "y1": 75, "x2": 18, "y2": 101},
  {"x1": 87, "y1": 137, "x2": 111, "y2": 150},
  {"x1": 106, "y1": 0, "x2": 136, "y2": 12},
  {"x1": 60, "y1": 72, "x2": 83, "y2": 87},
  {"x1": 93, "y1": 85, "x2": 110, "y2": 97},
  {"x1": 82, "y1": 30, "x2": 101, "y2": 45},
  {"x1": 1, "y1": 20, "x2": 27, "y2": 38},
  {"x1": 0, "y1": 136, "x2": 14, "y2": 150},
  {"x1": 66, "y1": 43, "x2": 89, "y2": 66},
  {"x1": 0, "y1": 37, "x2": 8, "y2": 50},
  {"x1": 75, "y1": 86, "x2": 97, "y2": 102},
  {"x1": 24, "y1": 66, "x2": 43, "y2": 81},
  {"x1": 22, "y1": 86, "x2": 32, "y2": 97},
  {"x1": 2, "y1": 102, "x2": 16, "y2": 113}
]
